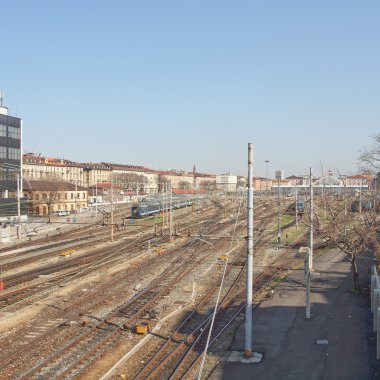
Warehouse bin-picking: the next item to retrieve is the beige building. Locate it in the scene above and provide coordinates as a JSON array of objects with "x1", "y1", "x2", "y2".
[
  {"x1": 252, "y1": 177, "x2": 273, "y2": 191},
  {"x1": 157, "y1": 171, "x2": 193, "y2": 189},
  {"x1": 23, "y1": 153, "x2": 85, "y2": 186},
  {"x1": 195, "y1": 173, "x2": 217, "y2": 189},
  {"x1": 23, "y1": 180, "x2": 88, "y2": 216},
  {"x1": 216, "y1": 174, "x2": 237, "y2": 193},
  {"x1": 22, "y1": 154, "x2": 224, "y2": 196},
  {"x1": 102, "y1": 163, "x2": 159, "y2": 194},
  {"x1": 82, "y1": 163, "x2": 112, "y2": 187}
]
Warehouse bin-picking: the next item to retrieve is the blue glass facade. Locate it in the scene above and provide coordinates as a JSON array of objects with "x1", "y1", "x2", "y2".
[{"x1": 0, "y1": 113, "x2": 22, "y2": 195}]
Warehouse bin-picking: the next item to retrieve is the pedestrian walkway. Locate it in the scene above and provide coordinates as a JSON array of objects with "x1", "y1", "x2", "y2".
[{"x1": 209, "y1": 249, "x2": 380, "y2": 380}]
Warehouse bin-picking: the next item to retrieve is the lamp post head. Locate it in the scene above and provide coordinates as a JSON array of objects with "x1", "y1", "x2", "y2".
[{"x1": 299, "y1": 246, "x2": 310, "y2": 254}]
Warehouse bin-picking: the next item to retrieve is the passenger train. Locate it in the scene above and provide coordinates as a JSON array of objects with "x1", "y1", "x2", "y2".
[
  {"x1": 131, "y1": 198, "x2": 193, "y2": 218},
  {"x1": 286, "y1": 202, "x2": 305, "y2": 214}
]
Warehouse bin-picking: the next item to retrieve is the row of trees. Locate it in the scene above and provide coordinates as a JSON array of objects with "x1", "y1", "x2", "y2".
[{"x1": 306, "y1": 133, "x2": 380, "y2": 290}]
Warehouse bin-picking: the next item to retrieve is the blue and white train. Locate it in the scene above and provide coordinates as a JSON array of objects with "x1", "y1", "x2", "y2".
[{"x1": 131, "y1": 198, "x2": 192, "y2": 218}]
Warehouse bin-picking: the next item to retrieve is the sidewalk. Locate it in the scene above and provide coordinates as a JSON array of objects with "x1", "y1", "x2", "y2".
[{"x1": 209, "y1": 249, "x2": 380, "y2": 380}]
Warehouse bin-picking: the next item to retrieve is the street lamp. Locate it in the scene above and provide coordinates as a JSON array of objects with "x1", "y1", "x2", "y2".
[{"x1": 265, "y1": 160, "x2": 269, "y2": 196}]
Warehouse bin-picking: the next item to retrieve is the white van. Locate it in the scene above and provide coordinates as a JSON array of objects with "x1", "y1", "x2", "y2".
[{"x1": 56, "y1": 210, "x2": 70, "y2": 216}]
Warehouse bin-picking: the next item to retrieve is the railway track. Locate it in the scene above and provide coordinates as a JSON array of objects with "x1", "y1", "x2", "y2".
[
  {"x1": 2, "y1": 202, "x2": 226, "y2": 378},
  {"x1": 157, "y1": 249, "x2": 301, "y2": 380},
  {"x1": 0, "y1": 202, "x2": 222, "y2": 309},
  {"x1": 0, "y1": 238, "x2": 198, "y2": 372},
  {"x1": 15, "y1": 211, "x2": 225, "y2": 380},
  {"x1": 112, "y1": 207, "x2": 304, "y2": 380},
  {"x1": 0, "y1": 196, "x2": 301, "y2": 380}
]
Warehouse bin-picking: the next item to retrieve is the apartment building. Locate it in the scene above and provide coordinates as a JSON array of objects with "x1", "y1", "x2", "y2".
[
  {"x1": 216, "y1": 174, "x2": 237, "y2": 193},
  {"x1": 23, "y1": 153, "x2": 84, "y2": 186},
  {"x1": 102, "y1": 162, "x2": 159, "y2": 194}
]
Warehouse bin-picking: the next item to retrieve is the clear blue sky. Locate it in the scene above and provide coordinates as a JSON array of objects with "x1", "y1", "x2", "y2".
[{"x1": 1, "y1": 0, "x2": 379, "y2": 178}]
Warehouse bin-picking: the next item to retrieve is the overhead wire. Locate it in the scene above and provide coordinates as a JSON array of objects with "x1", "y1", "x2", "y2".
[{"x1": 197, "y1": 191, "x2": 246, "y2": 380}]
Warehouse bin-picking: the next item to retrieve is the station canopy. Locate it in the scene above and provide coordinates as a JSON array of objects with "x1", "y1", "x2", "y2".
[{"x1": 317, "y1": 176, "x2": 340, "y2": 186}]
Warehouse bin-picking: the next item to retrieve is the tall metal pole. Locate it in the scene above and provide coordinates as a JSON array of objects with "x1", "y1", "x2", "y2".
[
  {"x1": 111, "y1": 174, "x2": 114, "y2": 242},
  {"x1": 265, "y1": 160, "x2": 269, "y2": 196},
  {"x1": 75, "y1": 182, "x2": 77, "y2": 216},
  {"x1": 95, "y1": 183, "x2": 98, "y2": 216},
  {"x1": 305, "y1": 248, "x2": 311, "y2": 319},
  {"x1": 309, "y1": 168, "x2": 313, "y2": 270},
  {"x1": 161, "y1": 183, "x2": 165, "y2": 232},
  {"x1": 295, "y1": 186, "x2": 298, "y2": 229},
  {"x1": 277, "y1": 177, "x2": 281, "y2": 249},
  {"x1": 169, "y1": 182, "x2": 173, "y2": 240},
  {"x1": 344, "y1": 176, "x2": 347, "y2": 237},
  {"x1": 17, "y1": 173, "x2": 21, "y2": 240},
  {"x1": 165, "y1": 183, "x2": 168, "y2": 226},
  {"x1": 245, "y1": 143, "x2": 254, "y2": 357}
]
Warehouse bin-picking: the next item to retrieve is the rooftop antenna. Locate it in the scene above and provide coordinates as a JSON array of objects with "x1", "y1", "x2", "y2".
[{"x1": 0, "y1": 90, "x2": 4, "y2": 107}]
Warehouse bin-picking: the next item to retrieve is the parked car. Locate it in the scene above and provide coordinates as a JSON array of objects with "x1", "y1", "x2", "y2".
[{"x1": 51, "y1": 210, "x2": 70, "y2": 216}]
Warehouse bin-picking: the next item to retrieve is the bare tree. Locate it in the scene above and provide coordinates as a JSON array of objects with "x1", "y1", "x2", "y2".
[
  {"x1": 359, "y1": 133, "x2": 380, "y2": 172},
  {"x1": 199, "y1": 180, "x2": 216, "y2": 190},
  {"x1": 178, "y1": 181, "x2": 190, "y2": 189},
  {"x1": 158, "y1": 175, "x2": 170, "y2": 193},
  {"x1": 114, "y1": 173, "x2": 148, "y2": 192},
  {"x1": 312, "y1": 192, "x2": 378, "y2": 290}
]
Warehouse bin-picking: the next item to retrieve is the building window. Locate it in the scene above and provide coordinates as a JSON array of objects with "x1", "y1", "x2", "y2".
[
  {"x1": 0, "y1": 124, "x2": 6, "y2": 137},
  {"x1": 8, "y1": 126, "x2": 20, "y2": 139},
  {"x1": 71, "y1": 193, "x2": 74, "y2": 199},
  {"x1": 65, "y1": 193, "x2": 68, "y2": 200},
  {"x1": 8, "y1": 148, "x2": 21, "y2": 160},
  {"x1": 0, "y1": 146, "x2": 6, "y2": 158},
  {"x1": 0, "y1": 167, "x2": 8, "y2": 180}
]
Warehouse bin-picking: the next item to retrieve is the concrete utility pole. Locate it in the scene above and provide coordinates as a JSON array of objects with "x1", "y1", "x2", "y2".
[
  {"x1": 295, "y1": 186, "x2": 298, "y2": 229},
  {"x1": 344, "y1": 176, "x2": 347, "y2": 237},
  {"x1": 165, "y1": 183, "x2": 168, "y2": 226},
  {"x1": 111, "y1": 174, "x2": 114, "y2": 242},
  {"x1": 17, "y1": 174, "x2": 21, "y2": 240},
  {"x1": 161, "y1": 183, "x2": 165, "y2": 233},
  {"x1": 245, "y1": 143, "x2": 254, "y2": 357},
  {"x1": 309, "y1": 167, "x2": 313, "y2": 270},
  {"x1": 95, "y1": 183, "x2": 98, "y2": 216},
  {"x1": 169, "y1": 182, "x2": 173, "y2": 240},
  {"x1": 277, "y1": 174, "x2": 281, "y2": 249},
  {"x1": 75, "y1": 182, "x2": 78, "y2": 216},
  {"x1": 299, "y1": 246, "x2": 312, "y2": 319}
]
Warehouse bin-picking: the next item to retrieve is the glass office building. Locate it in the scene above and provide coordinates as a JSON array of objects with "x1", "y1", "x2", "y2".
[{"x1": 0, "y1": 105, "x2": 25, "y2": 217}]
